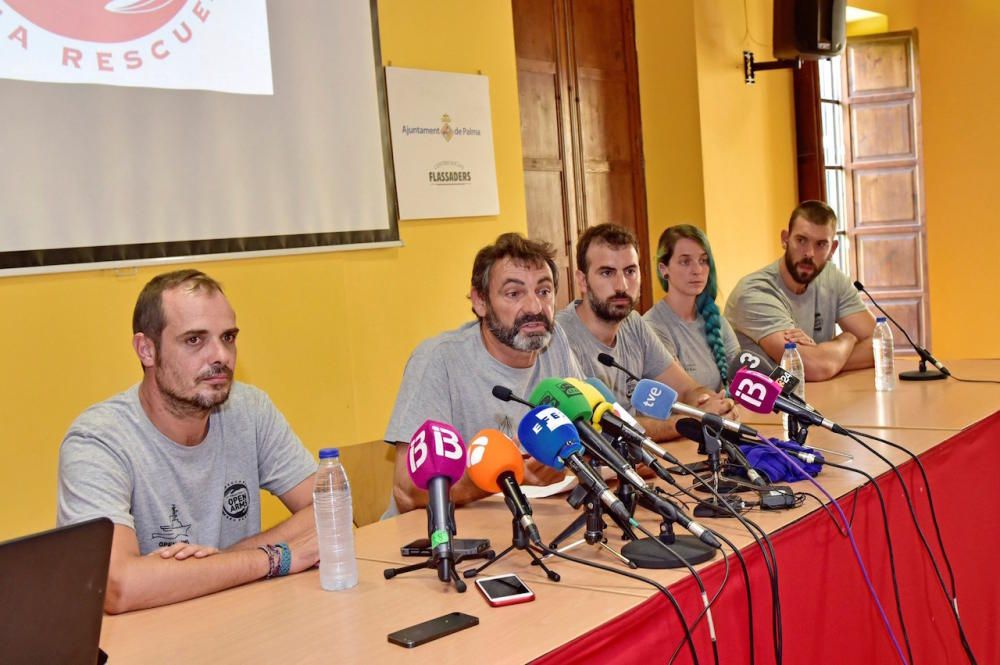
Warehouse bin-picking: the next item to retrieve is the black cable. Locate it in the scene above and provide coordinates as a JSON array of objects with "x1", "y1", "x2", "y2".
[
  {"x1": 798, "y1": 491, "x2": 850, "y2": 536},
  {"x1": 538, "y1": 544, "x2": 700, "y2": 665},
  {"x1": 846, "y1": 428, "x2": 978, "y2": 664},
  {"x1": 666, "y1": 542, "x2": 733, "y2": 665},
  {"x1": 948, "y1": 375, "x2": 1000, "y2": 384},
  {"x1": 631, "y1": 521, "x2": 721, "y2": 665},
  {"x1": 656, "y1": 467, "x2": 782, "y2": 665},
  {"x1": 823, "y1": 459, "x2": 915, "y2": 664}
]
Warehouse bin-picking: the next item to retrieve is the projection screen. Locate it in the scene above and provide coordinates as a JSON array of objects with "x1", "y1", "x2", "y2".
[{"x1": 0, "y1": 0, "x2": 399, "y2": 275}]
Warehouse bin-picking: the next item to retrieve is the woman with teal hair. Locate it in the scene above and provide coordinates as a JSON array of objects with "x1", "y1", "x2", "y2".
[{"x1": 643, "y1": 224, "x2": 740, "y2": 393}]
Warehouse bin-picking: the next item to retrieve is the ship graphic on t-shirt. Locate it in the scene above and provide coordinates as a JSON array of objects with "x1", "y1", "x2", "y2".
[{"x1": 151, "y1": 504, "x2": 192, "y2": 546}]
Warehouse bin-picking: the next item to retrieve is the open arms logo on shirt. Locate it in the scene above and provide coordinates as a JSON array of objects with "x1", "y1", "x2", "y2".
[{"x1": 222, "y1": 481, "x2": 249, "y2": 521}]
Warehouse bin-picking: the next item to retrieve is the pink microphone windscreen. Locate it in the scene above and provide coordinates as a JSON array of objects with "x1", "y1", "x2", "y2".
[
  {"x1": 729, "y1": 367, "x2": 781, "y2": 414},
  {"x1": 406, "y1": 419, "x2": 467, "y2": 490}
]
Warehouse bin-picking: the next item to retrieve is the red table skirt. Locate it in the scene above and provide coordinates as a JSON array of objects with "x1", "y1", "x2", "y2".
[{"x1": 534, "y1": 411, "x2": 1000, "y2": 665}]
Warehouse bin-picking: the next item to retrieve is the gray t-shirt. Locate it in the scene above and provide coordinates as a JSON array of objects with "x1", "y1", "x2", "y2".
[
  {"x1": 57, "y1": 382, "x2": 316, "y2": 555},
  {"x1": 555, "y1": 302, "x2": 673, "y2": 408},
  {"x1": 724, "y1": 259, "x2": 869, "y2": 358},
  {"x1": 643, "y1": 299, "x2": 740, "y2": 392},
  {"x1": 384, "y1": 320, "x2": 583, "y2": 445}
]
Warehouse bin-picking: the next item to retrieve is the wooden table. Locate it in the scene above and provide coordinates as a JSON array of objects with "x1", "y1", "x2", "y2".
[
  {"x1": 739, "y1": 358, "x2": 1000, "y2": 431},
  {"x1": 99, "y1": 362, "x2": 1000, "y2": 664}
]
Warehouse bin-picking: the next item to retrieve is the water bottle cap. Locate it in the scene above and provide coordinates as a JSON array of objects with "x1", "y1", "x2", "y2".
[
  {"x1": 784, "y1": 342, "x2": 796, "y2": 349},
  {"x1": 876, "y1": 316, "x2": 887, "y2": 323},
  {"x1": 318, "y1": 448, "x2": 340, "y2": 459}
]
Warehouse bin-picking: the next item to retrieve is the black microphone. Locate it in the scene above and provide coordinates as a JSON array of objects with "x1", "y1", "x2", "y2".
[
  {"x1": 492, "y1": 385, "x2": 535, "y2": 408},
  {"x1": 733, "y1": 349, "x2": 817, "y2": 412},
  {"x1": 597, "y1": 352, "x2": 641, "y2": 382},
  {"x1": 853, "y1": 280, "x2": 949, "y2": 381}
]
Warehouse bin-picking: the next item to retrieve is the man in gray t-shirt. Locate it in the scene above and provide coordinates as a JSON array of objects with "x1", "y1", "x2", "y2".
[
  {"x1": 57, "y1": 270, "x2": 318, "y2": 613},
  {"x1": 560, "y1": 224, "x2": 738, "y2": 442},
  {"x1": 725, "y1": 201, "x2": 875, "y2": 381},
  {"x1": 385, "y1": 233, "x2": 581, "y2": 515}
]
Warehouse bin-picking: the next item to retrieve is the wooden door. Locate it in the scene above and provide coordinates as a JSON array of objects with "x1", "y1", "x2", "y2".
[
  {"x1": 513, "y1": 0, "x2": 577, "y2": 308},
  {"x1": 512, "y1": 0, "x2": 651, "y2": 311},
  {"x1": 842, "y1": 31, "x2": 929, "y2": 353}
]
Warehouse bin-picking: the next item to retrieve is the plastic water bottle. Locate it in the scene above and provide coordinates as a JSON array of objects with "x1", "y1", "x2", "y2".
[
  {"x1": 780, "y1": 342, "x2": 805, "y2": 439},
  {"x1": 313, "y1": 448, "x2": 358, "y2": 591},
  {"x1": 873, "y1": 316, "x2": 897, "y2": 392}
]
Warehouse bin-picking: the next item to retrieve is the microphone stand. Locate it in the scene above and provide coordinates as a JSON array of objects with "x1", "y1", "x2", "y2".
[
  {"x1": 692, "y1": 424, "x2": 750, "y2": 518},
  {"x1": 546, "y1": 461, "x2": 638, "y2": 568},
  {"x1": 383, "y1": 502, "x2": 493, "y2": 592},
  {"x1": 465, "y1": 515, "x2": 561, "y2": 582}
]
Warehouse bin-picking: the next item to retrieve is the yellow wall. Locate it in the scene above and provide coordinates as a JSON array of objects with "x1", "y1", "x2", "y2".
[
  {"x1": 693, "y1": 0, "x2": 799, "y2": 299},
  {"x1": 911, "y1": 1, "x2": 1000, "y2": 358},
  {"x1": 634, "y1": 0, "x2": 707, "y2": 294},
  {"x1": 0, "y1": 0, "x2": 527, "y2": 541}
]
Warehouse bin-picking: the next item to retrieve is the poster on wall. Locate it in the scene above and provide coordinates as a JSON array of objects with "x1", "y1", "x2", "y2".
[{"x1": 385, "y1": 66, "x2": 499, "y2": 220}]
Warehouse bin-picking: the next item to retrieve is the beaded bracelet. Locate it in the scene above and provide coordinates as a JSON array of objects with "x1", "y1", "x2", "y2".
[
  {"x1": 257, "y1": 543, "x2": 292, "y2": 578},
  {"x1": 275, "y1": 542, "x2": 292, "y2": 577},
  {"x1": 258, "y1": 544, "x2": 280, "y2": 578}
]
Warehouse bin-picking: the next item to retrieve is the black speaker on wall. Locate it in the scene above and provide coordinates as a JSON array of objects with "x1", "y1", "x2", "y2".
[{"x1": 773, "y1": 0, "x2": 847, "y2": 60}]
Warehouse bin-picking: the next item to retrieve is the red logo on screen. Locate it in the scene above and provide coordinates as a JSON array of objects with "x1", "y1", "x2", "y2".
[{"x1": 5, "y1": 0, "x2": 186, "y2": 43}]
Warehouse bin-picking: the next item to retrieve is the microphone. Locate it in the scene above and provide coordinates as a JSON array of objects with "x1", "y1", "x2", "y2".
[
  {"x1": 853, "y1": 280, "x2": 949, "y2": 381},
  {"x1": 733, "y1": 349, "x2": 816, "y2": 412},
  {"x1": 542, "y1": 379, "x2": 721, "y2": 549},
  {"x1": 529, "y1": 378, "x2": 648, "y2": 490},
  {"x1": 517, "y1": 405, "x2": 634, "y2": 524},
  {"x1": 729, "y1": 368, "x2": 848, "y2": 435},
  {"x1": 492, "y1": 385, "x2": 535, "y2": 408},
  {"x1": 596, "y1": 352, "x2": 641, "y2": 382},
  {"x1": 466, "y1": 430, "x2": 542, "y2": 546},
  {"x1": 728, "y1": 348, "x2": 778, "y2": 376},
  {"x1": 406, "y1": 420, "x2": 467, "y2": 582},
  {"x1": 631, "y1": 378, "x2": 759, "y2": 438},
  {"x1": 579, "y1": 377, "x2": 683, "y2": 467},
  {"x1": 583, "y1": 377, "x2": 646, "y2": 434}
]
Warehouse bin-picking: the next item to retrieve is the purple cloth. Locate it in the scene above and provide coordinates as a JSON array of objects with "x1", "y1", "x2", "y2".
[{"x1": 738, "y1": 439, "x2": 824, "y2": 483}]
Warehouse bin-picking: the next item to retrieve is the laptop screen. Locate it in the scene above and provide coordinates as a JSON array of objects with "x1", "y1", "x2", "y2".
[{"x1": 0, "y1": 517, "x2": 113, "y2": 665}]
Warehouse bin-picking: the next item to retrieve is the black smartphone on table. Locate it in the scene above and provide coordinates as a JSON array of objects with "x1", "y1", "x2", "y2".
[
  {"x1": 387, "y1": 612, "x2": 479, "y2": 648},
  {"x1": 400, "y1": 538, "x2": 490, "y2": 558}
]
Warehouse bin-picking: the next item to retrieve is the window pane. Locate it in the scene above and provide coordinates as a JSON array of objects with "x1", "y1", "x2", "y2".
[
  {"x1": 821, "y1": 102, "x2": 844, "y2": 167},
  {"x1": 818, "y1": 58, "x2": 834, "y2": 99}
]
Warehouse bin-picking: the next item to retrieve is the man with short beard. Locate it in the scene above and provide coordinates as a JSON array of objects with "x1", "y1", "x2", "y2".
[
  {"x1": 58, "y1": 270, "x2": 319, "y2": 613},
  {"x1": 385, "y1": 233, "x2": 582, "y2": 515},
  {"x1": 557, "y1": 224, "x2": 737, "y2": 442},
  {"x1": 725, "y1": 200, "x2": 875, "y2": 381}
]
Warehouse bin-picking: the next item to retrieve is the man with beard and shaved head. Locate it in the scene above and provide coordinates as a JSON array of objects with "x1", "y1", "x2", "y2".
[
  {"x1": 726, "y1": 200, "x2": 875, "y2": 381},
  {"x1": 58, "y1": 270, "x2": 319, "y2": 613},
  {"x1": 385, "y1": 233, "x2": 582, "y2": 514},
  {"x1": 557, "y1": 224, "x2": 737, "y2": 442}
]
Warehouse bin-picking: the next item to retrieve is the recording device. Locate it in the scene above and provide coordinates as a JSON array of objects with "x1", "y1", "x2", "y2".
[
  {"x1": 631, "y1": 377, "x2": 759, "y2": 438},
  {"x1": 466, "y1": 429, "x2": 542, "y2": 546},
  {"x1": 474, "y1": 573, "x2": 535, "y2": 607},
  {"x1": 853, "y1": 280, "x2": 950, "y2": 381},
  {"x1": 400, "y1": 538, "x2": 491, "y2": 558},
  {"x1": 732, "y1": 349, "x2": 814, "y2": 410},
  {"x1": 387, "y1": 612, "x2": 479, "y2": 648},
  {"x1": 517, "y1": 404, "x2": 633, "y2": 524},
  {"x1": 405, "y1": 420, "x2": 466, "y2": 585},
  {"x1": 729, "y1": 368, "x2": 847, "y2": 434}
]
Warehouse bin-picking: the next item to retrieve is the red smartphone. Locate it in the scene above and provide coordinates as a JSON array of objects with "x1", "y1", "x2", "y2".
[{"x1": 474, "y1": 573, "x2": 535, "y2": 607}]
